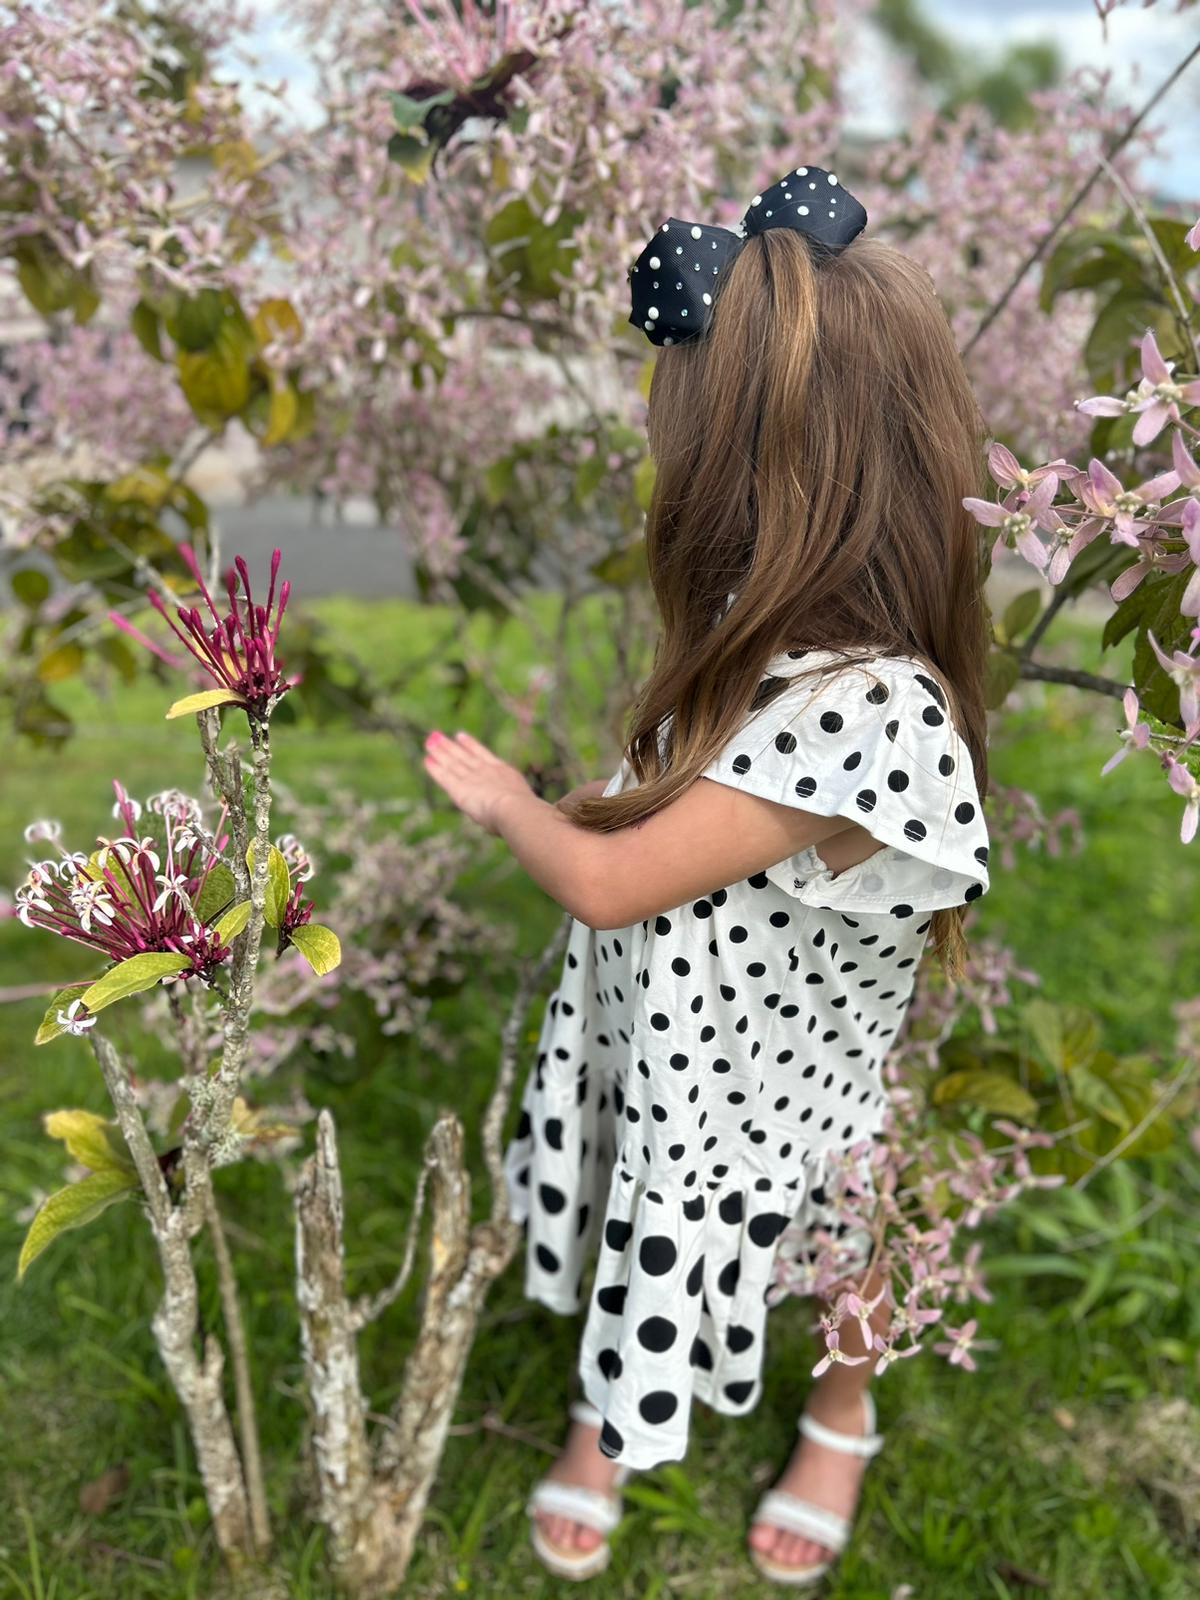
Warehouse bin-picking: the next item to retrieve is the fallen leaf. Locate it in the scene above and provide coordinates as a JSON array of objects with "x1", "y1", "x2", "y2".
[{"x1": 79, "y1": 1462, "x2": 131, "y2": 1515}]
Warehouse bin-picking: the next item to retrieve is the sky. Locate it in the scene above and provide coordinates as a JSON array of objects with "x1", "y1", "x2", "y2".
[
  {"x1": 238, "y1": 0, "x2": 1199, "y2": 206},
  {"x1": 851, "y1": 0, "x2": 1200, "y2": 202}
]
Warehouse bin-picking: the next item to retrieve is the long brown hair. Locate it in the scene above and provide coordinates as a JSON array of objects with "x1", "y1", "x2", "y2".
[{"x1": 559, "y1": 226, "x2": 992, "y2": 982}]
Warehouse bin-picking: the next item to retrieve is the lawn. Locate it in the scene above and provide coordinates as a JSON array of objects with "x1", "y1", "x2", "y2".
[{"x1": 1, "y1": 593, "x2": 1197, "y2": 1599}]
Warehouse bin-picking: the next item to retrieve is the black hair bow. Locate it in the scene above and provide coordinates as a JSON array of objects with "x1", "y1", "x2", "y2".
[{"x1": 627, "y1": 163, "x2": 867, "y2": 348}]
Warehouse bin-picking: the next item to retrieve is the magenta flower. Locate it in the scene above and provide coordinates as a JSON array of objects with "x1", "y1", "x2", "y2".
[
  {"x1": 1101, "y1": 688, "x2": 1152, "y2": 776},
  {"x1": 110, "y1": 546, "x2": 295, "y2": 718},
  {"x1": 14, "y1": 783, "x2": 237, "y2": 985},
  {"x1": 1129, "y1": 331, "x2": 1200, "y2": 447}
]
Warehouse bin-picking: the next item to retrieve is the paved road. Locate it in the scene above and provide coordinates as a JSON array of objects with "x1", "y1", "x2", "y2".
[{"x1": 2, "y1": 493, "x2": 1107, "y2": 624}]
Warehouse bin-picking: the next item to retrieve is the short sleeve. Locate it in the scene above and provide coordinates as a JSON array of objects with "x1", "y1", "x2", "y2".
[{"x1": 699, "y1": 658, "x2": 990, "y2": 914}]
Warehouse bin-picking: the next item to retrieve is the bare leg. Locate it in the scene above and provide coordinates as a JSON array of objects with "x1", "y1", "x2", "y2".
[
  {"x1": 533, "y1": 1413, "x2": 625, "y2": 1555},
  {"x1": 748, "y1": 1257, "x2": 891, "y2": 1571}
]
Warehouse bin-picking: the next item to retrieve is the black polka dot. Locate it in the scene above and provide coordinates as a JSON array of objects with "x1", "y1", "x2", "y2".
[
  {"x1": 775, "y1": 730, "x2": 797, "y2": 753},
  {"x1": 536, "y1": 1244, "x2": 560, "y2": 1272},
  {"x1": 690, "y1": 1335, "x2": 713, "y2": 1369},
  {"x1": 599, "y1": 1420, "x2": 624, "y2": 1456},
  {"x1": 639, "y1": 1391, "x2": 678, "y2": 1424},
  {"x1": 544, "y1": 1117, "x2": 563, "y2": 1150},
  {"x1": 819, "y1": 711, "x2": 843, "y2": 733},
  {"x1": 724, "y1": 1380, "x2": 755, "y2": 1404},
  {"x1": 539, "y1": 1183, "x2": 565, "y2": 1213},
  {"x1": 637, "y1": 1315, "x2": 678, "y2": 1352},
  {"x1": 748, "y1": 1212, "x2": 788, "y2": 1247},
  {"x1": 605, "y1": 1219, "x2": 633, "y2": 1251},
  {"x1": 955, "y1": 801, "x2": 976, "y2": 824},
  {"x1": 795, "y1": 776, "x2": 817, "y2": 798},
  {"x1": 640, "y1": 1236, "x2": 678, "y2": 1274},
  {"x1": 598, "y1": 1347, "x2": 623, "y2": 1379},
  {"x1": 597, "y1": 1283, "x2": 626, "y2": 1314}
]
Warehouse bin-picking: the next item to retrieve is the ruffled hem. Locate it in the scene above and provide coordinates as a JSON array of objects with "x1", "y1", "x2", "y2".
[
  {"x1": 700, "y1": 656, "x2": 990, "y2": 914},
  {"x1": 507, "y1": 1128, "x2": 881, "y2": 1471}
]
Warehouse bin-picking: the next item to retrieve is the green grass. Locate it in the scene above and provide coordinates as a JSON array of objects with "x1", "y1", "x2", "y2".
[{"x1": 1, "y1": 596, "x2": 1197, "y2": 1598}]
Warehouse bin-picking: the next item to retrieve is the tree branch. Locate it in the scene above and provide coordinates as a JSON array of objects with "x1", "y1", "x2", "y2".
[{"x1": 962, "y1": 36, "x2": 1200, "y2": 358}]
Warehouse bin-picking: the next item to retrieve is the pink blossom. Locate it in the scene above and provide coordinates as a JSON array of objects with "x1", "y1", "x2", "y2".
[
  {"x1": 933, "y1": 1318, "x2": 981, "y2": 1372},
  {"x1": 1100, "y1": 687, "x2": 1153, "y2": 775},
  {"x1": 1146, "y1": 630, "x2": 1200, "y2": 739},
  {"x1": 1077, "y1": 458, "x2": 1181, "y2": 547},
  {"x1": 1129, "y1": 330, "x2": 1200, "y2": 447},
  {"x1": 1165, "y1": 756, "x2": 1200, "y2": 845}
]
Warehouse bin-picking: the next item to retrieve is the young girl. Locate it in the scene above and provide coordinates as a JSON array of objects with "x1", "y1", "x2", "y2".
[{"x1": 422, "y1": 161, "x2": 991, "y2": 1587}]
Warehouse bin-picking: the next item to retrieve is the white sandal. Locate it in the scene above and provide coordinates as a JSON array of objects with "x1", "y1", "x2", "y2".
[
  {"x1": 748, "y1": 1389, "x2": 884, "y2": 1587},
  {"x1": 526, "y1": 1399, "x2": 634, "y2": 1580}
]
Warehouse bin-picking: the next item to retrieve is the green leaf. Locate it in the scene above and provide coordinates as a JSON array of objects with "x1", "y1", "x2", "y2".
[
  {"x1": 1025, "y1": 999, "x2": 1101, "y2": 1075},
  {"x1": 287, "y1": 923, "x2": 342, "y2": 976},
  {"x1": 213, "y1": 901, "x2": 252, "y2": 945},
  {"x1": 38, "y1": 642, "x2": 86, "y2": 683},
  {"x1": 932, "y1": 1068, "x2": 1039, "y2": 1121},
  {"x1": 591, "y1": 539, "x2": 648, "y2": 589},
  {"x1": 999, "y1": 589, "x2": 1041, "y2": 645},
  {"x1": 390, "y1": 88, "x2": 455, "y2": 130},
  {"x1": 166, "y1": 688, "x2": 248, "y2": 719},
  {"x1": 1085, "y1": 289, "x2": 1173, "y2": 389},
  {"x1": 387, "y1": 131, "x2": 435, "y2": 182},
  {"x1": 984, "y1": 649, "x2": 1021, "y2": 709},
  {"x1": 43, "y1": 1109, "x2": 136, "y2": 1176},
  {"x1": 633, "y1": 454, "x2": 657, "y2": 512},
  {"x1": 18, "y1": 1169, "x2": 138, "y2": 1281},
  {"x1": 34, "y1": 982, "x2": 95, "y2": 1045},
  {"x1": 245, "y1": 842, "x2": 290, "y2": 928},
  {"x1": 193, "y1": 863, "x2": 236, "y2": 925},
  {"x1": 80, "y1": 953, "x2": 191, "y2": 1014},
  {"x1": 11, "y1": 568, "x2": 51, "y2": 609},
  {"x1": 130, "y1": 299, "x2": 165, "y2": 361}
]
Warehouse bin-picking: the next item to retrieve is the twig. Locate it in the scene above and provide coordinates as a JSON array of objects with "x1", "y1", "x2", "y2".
[
  {"x1": 1016, "y1": 659, "x2": 1129, "y2": 699},
  {"x1": 1095, "y1": 152, "x2": 1198, "y2": 362},
  {"x1": 204, "y1": 1182, "x2": 272, "y2": 1554},
  {"x1": 350, "y1": 1151, "x2": 435, "y2": 1330},
  {"x1": 1075, "y1": 1057, "x2": 1197, "y2": 1190},
  {"x1": 962, "y1": 37, "x2": 1200, "y2": 358},
  {"x1": 482, "y1": 915, "x2": 573, "y2": 1228}
]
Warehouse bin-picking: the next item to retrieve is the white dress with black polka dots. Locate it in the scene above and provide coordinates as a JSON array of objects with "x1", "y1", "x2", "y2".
[{"x1": 503, "y1": 647, "x2": 990, "y2": 1470}]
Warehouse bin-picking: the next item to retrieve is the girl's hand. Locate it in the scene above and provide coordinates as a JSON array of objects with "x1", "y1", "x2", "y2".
[{"x1": 422, "y1": 729, "x2": 536, "y2": 836}]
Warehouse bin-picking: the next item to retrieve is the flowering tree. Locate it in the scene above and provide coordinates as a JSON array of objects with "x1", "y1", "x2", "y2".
[{"x1": 4, "y1": 0, "x2": 1200, "y2": 1589}]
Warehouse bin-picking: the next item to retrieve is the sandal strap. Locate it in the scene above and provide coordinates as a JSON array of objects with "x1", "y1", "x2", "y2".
[
  {"x1": 525, "y1": 1478, "x2": 623, "y2": 1535},
  {"x1": 752, "y1": 1490, "x2": 850, "y2": 1553},
  {"x1": 797, "y1": 1390, "x2": 884, "y2": 1458}
]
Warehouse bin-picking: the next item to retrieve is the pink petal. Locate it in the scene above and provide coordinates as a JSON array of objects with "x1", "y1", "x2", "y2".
[
  {"x1": 987, "y1": 441, "x2": 1024, "y2": 487},
  {"x1": 1076, "y1": 396, "x2": 1127, "y2": 417},
  {"x1": 1172, "y1": 431, "x2": 1200, "y2": 488},
  {"x1": 1110, "y1": 560, "x2": 1147, "y2": 602},
  {"x1": 1137, "y1": 468, "x2": 1181, "y2": 504},
  {"x1": 1088, "y1": 457, "x2": 1123, "y2": 503},
  {"x1": 963, "y1": 496, "x2": 1009, "y2": 527},
  {"x1": 1131, "y1": 401, "x2": 1168, "y2": 447},
  {"x1": 1188, "y1": 218, "x2": 1200, "y2": 252},
  {"x1": 1140, "y1": 328, "x2": 1171, "y2": 385}
]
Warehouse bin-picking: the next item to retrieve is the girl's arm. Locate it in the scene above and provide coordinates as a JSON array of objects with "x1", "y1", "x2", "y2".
[{"x1": 423, "y1": 729, "x2": 857, "y2": 929}]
